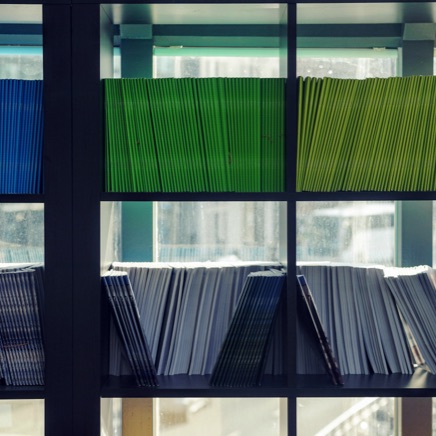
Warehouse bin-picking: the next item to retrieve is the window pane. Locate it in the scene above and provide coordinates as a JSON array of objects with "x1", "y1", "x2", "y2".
[
  {"x1": 0, "y1": 400, "x2": 44, "y2": 435},
  {"x1": 297, "y1": 397, "x2": 395, "y2": 436},
  {"x1": 0, "y1": 203, "x2": 44, "y2": 263},
  {"x1": 158, "y1": 398, "x2": 284, "y2": 436},
  {"x1": 297, "y1": 49, "x2": 397, "y2": 79},
  {"x1": 434, "y1": 398, "x2": 436, "y2": 436},
  {"x1": 0, "y1": 47, "x2": 43, "y2": 80},
  {"x1": 155, "y1": 49, "x2": 280, "y2": 78},
  {"x1": 104, "y1": 202, "x2": 283, "y2": 263},
  {"x1": 297, "y1": 201, "x2": 395, "y2": 266},
  {"x1": 156, "y1": 202, "x2": 282, "y2": 262},
  {"x1": 101, "y1": 398, "x2": 286, "y2": 436}
]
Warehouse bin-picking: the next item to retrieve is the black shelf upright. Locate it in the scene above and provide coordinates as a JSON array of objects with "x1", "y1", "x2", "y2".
[
  {"x1": 71, "y1": 2, "x2": 109, "y2": 435},
  {"x1": 43, "y1": 3, "x2": 74, "y2": 436}
]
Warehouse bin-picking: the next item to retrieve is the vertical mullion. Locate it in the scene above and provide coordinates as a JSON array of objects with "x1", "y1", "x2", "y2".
[
  {"x1": 72, "y1": 4, "x2": 106, "y2": 435},
  {"x1": 43, "y1": 4, "x2": 73, "y2": 436},
  {"x1": 286, "y1": 2, "x2": 297, "y2": 195},
  {"x1": 286, "y1": 4, "x2": 297, "y2": 436},
  {"x1": 396, "y1": 31, "x2": 434, "y2": 434}
]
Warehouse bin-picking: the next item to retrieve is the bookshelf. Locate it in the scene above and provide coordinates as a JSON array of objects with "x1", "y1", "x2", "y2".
[{"x1": 1, "y1": 1, "x2": 436, "y2": 435}]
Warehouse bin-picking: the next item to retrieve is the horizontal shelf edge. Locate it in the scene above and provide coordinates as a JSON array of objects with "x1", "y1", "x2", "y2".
[
  {"x1": 0, "y1": 385, "x2": 44, "y2": 400},
  {"x1": 297, "y1": 369, "x2": 436, "y2": 396},
  {"x1": 101, "y1": 192, "x2": 290, "y2": 202},
  {"x1": 101, "y1": 375, "x2": 289, "y2": 398},
  {"x1": 0, "y1": 194, "x2": 44, "y2": 203},
  {"x1": 295, "y1": 191, "x2": 436, "y2": 201},
  {"x1": 101, "y1": 191, "x2": 436, "y2": 202}
]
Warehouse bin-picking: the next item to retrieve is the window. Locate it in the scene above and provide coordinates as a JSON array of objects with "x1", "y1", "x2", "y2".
[
  {"x1": 297, "y1": 397, "x2": 395, "y2": 436},
  {"x1": 0, "y1": 203, "x2": 44, "y2": 263},
  {"x1": 101, "y1": 397, "x2": 286, "y2": 436},
  {"x1": 297, "y1": 201, "x2": 395, "y2": 266},
  {"x1": 297, "y1": 48, "x2": 398, "y2": 79},
  {"x1": 0, "y1": 47, "x2": 43, "y2": 80},
  {"x1": 154, "y1": 47, "x2": 280, "y2": 78}
]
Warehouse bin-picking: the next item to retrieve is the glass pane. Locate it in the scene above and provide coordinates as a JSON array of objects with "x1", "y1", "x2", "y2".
[
  {"x1": 0, "y1": 203, "x2": 44, "y2": 263},
  {"x1": 0, "y1": 400, "x2": 44, "y2": 435},
  {"x1": 101, "y1": 398, "x2": 121, "y2": 436},
  {"x1": 156, "y1": 202, "x2": 282, "y2": 262},
  {"x1": 158, "y1": 398, "x2": 284, "y2": 436},
  {"x1": 434, "y1": 398, "x2": 436, "y2": 436},
  {"x1": 297, "y1": 48, "x2": 397, "y2": 79},
  {"x1": 297, "y1": 201, "x2": 395, "y2": 266},
  {"x1": 103, "y1": 202, "x2": 283, "y2": 263},
  {"x1": 0, "y1": 47, "x2": 43, "y2": 80},
  {"x1": 297, "y1": 397, "x2": 395, "y2": 436},
  {"x1": 101, "y1": 398, "x2": 286, "y2": 436},
  {"x1": 155, "y1": 48, "x2": 280, "y2": 78}
]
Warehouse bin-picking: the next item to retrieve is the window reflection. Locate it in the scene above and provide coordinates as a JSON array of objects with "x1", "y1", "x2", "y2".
[
  {"x1": 156, "y1": 202, "x2": 281, "y2": 262},
  {"x1": 0, "y1": 204, "x2": 44, "y2": 263},
  {"x1": 297, "y1": 398, "x2": 395, "y2": 436},
  {"x1": 297, "y1": 201, "x2": 395, "y2": 266}
]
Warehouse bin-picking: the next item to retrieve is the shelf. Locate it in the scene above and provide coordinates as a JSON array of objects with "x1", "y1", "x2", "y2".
[
  {"x1": 0, "y1": 194, "x2": 44, "y2": 203},
  {"x1": 295, "y1": 191, "x2": 436, "y2": 201},
  {"x1": 102, "y1": 375, "x2": 289, "y2": 398},
  {"x1": 297, "y1": 368, "x2": 436, "y2": 397},
  {"x1": 101, "y1": 191, "x2": 290, "y2": 202},
  {"x1": 0, "y1": 385, "x2": 44, "y2": 400},
  {"x1": 103, "y1": 191, "x2": 436, "y2": 202}
]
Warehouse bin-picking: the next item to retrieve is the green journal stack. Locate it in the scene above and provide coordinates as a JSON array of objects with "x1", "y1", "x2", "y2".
[
  {"x1": 298, "y1": 75, "x2": 436, "y2": 192},
  {"x1": 104, "y1": 78, "x2": 285, "y2": 193}
]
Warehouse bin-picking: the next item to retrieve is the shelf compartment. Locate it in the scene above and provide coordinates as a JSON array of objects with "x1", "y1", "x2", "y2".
[
  {"x1": 104, "y1": 77, "x2": 286, "y2": 193},
  {"x1": 0, "y1": 5, "x2": 43, "y2": 195},
  {"x1": 297, "y1": 75, "x2": 436, "y2": 192},
  {"x1": 101, "y1": 201, "x2": 287, "y2": 389},
  {"x1": 101, "y1": 3, "x2": 288, "y2": 194}
]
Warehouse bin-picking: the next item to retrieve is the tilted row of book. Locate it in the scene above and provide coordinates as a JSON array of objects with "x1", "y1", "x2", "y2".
[
  {"x1": 103, "y1": 261, "x2": 285, "y2": 387},
  {"x1": 104, "y1": 78, "x2": 285, "y2": 193},
  {"x1": 0, "y1": 80, "x2": 43, "y2": 194},
  {"x1": 0, "y1": 263, "x2": 45, "y2": 386},
  {"x1": 210, "y1": 269, "x2": 286, "y2": 387},
  {"x1": 102, "y1": 270, "x2": 158, "y2": 387},
  {"x1": 298, "y1": 263, "x2": 436, "y2": 378},
  {"x1": 298, "y1": 75, "x2": 436, "y2": 192}
]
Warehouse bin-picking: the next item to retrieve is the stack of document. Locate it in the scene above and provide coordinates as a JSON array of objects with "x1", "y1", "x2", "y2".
[
  {"x1": 0, "y1": 263, "x2": 45, "y2": 386},
  {"x1": 384, "y1": 266, "x2": 436, "y2": 373},
  {"x1": 104, "y1": 78, "x2": 285, "y2": 193},
  {"x1": 210, "y1": 269, "x2": 286, "y2": 387},
  {"x1": 0, "y1": 80, "x2": 43, "y2": 194},
  {"x1": 102, "y1": 270, "x2": 158, "y2": 387},
  {"x1": 297, "y1": 262, "x2": 436, "y2": 376},
  {"x1": 106, "y1": 261, "x2": 283, "y2": 381},
  {"x1": 298, "y1": 76, "x2": 436, "y2": 191},
  {"x1": 296, "y1": 274, "x2": 343, "y2": 385}
]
